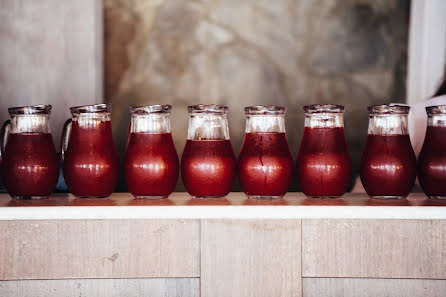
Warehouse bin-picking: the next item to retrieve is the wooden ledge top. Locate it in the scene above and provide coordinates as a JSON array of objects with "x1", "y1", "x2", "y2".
[{"x1": 0, "y1": 192, "x2": 445, "y2": 220}]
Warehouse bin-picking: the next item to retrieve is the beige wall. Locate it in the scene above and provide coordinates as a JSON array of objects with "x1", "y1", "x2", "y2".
[{"x1": 0, "y1": 0, "x2": 103, "y2": 149}]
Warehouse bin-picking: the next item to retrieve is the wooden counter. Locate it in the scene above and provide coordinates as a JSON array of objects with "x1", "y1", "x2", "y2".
[{"x1": 0, "y1": 193, "x2": 445, "y2": 297}]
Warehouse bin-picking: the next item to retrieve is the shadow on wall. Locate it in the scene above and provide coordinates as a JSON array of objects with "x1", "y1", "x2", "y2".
[{"x1": 104, "y1": 0, "x2": 410, "y2": 192}]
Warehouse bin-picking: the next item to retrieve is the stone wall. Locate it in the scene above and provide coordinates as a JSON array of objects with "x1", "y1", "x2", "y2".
[{"x1": 105, "y1": 0, "x2": 411, "y2": 191}]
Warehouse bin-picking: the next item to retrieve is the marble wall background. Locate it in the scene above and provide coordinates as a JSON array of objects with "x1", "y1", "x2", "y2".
[{"x1": 104, "y1": 0, "x2": 411, "y2": 191}]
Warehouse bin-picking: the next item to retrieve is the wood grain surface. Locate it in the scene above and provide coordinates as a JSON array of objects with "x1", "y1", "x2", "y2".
[
  {"x1": 0, "y1": 278, "x2": 199, "y2": 297},
  {"x1": 0, "y1": 219, "x2": 199, "y2": 280},
  {"x1": 303, "y1": 278, "x2": 446, "y2": 297},
  {"x1": 201, "y1": 219, "x2": 302, "y2": 297},
  {"x1": 302, "y1": 219, "x2": 446, "y2": 278}
]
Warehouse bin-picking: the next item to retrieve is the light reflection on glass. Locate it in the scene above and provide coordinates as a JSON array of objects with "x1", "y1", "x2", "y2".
[
  {"x1": 77, "y1": 163, "x2": 110, "y2": 171},
  {"x1": 18, "y1": 165, "x2": 47, "y2": 173},
  {"x1": 428, "y1": 164, "x2": 446, "y2": 173},
  {"x1": 194, "y1": 163, "x2": 223, "y2": 174},
  {"x1": 307, "y1": 164, "x2": 340, "y2": 173},
  {"x1": 132, "y1": 163, "x2": 166, "y2": 171},
  {"x1": 370, "y1": 163, "x2": 402, "y2": 174}
]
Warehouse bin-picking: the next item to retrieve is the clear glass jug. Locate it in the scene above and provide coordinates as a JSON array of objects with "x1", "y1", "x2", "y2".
[
  {"x1": 296, "y1": 104, "x2": 352, "y2": 198},
  {"x1": 61, "y1": 103, "x2": 119, "y2": 198},
  {"x1": 360, "y1": 104, "x2": 416, "y2": 199},
  {"x1": 0, "y1": 105, "x2": 59, "y2": 199},
  {"x1": 181, "y1": 104, "x2": 236, "y2": 198},
  {"x1": 238, "y1": 105, "x2": 293, "y2": 199},
  {"x1": 417, "y1": 105, "x2": 446, "y2": 199},
  {"x1": 124, "y1": 105, "x2": 179, "y2": 199}
]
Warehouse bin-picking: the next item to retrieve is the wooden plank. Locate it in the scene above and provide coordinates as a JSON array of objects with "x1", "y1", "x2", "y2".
[
  {"x1": 0, "y1": 278, "x2": 199, "y2": 297},
  {"x1": 0, "y1": 0, "x2": 103, "y2": 148},
  {"x1": 0, "y1": 219, "x2": 199, "y2": 279},
  {"x1": 201, "y1": 219, "x2": 302, "y2": 297},
  {"x1": 302, "y1": 219, "x2": 446, "y2": 278},
  {"x1": 303, "y1": 278, "x2": 446, "y2": 297}
]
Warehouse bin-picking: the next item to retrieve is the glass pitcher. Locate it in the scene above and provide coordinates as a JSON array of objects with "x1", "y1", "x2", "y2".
[
  {"x1": 238, "y1": 105, "x2": 293, "y2": 199},
  {"x1": 61, "y1": 104, "x2": 119, "y2": 198},
  {"x1": 181, "y1": 104, "x2": 236, "y2": 198},
  {"x1": 417, "y1": 105, "x2": 446, "y2": 199},
  {"x1": 124, "y1": 105, "x2": 179, "y2": 199},
  {"x1": 360, "y1": 104, "x2": 416, "y2": 199},
  {"x1": 0, "y1": 105, "x2": 59, "y2": 199},
  {"x1": 296, "y1": 104, "x2": 352, "y2": 198}
]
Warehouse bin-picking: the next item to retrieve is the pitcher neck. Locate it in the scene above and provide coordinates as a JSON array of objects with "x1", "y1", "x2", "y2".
[
  {"x1": 8, "y1": 105, "x2": 52, "y2": 134},
  {"x1": 244, "y1": 105, "x2": 286, "y2": 133},
  {"x1": 367, "y1": 104, "x2": 410, "y2": 135},
  {"x1": 426, "y1": 105, "x2": 446, "y2": 128},
  {"x1": 187, "y1": 104, "x2": 230, "y2": 140},
  {"x1": 303, "y1": 104, "x2": 345, "y2": 128},
  {"x1": 70, "y1": 103, "x2": 111, "y2": 122},
  {"x1": 129, "y1": 105, "x2": 172, "y2": 133}
]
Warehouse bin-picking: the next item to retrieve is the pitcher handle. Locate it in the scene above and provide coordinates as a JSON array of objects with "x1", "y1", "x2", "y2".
[
  {"x1": 0, "y1": 120, "x2": 11, "y2": 159},
  {"x1": 60, "y1": 119, "x2": 72, "y2": 162}
]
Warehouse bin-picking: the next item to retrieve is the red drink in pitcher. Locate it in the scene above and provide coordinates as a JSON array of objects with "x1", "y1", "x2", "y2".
[
  {"x1": 361, "y1": 135, "x2": 416, "y2": 197},
  {"x1": 182, "y1": 139, "x2": 236, "y2": 197},
  {"x1": 2, "y1": 133, "x2": 58, "y2": 198},
  {"x1": 125, "y1": 133, "x2": 179, "y2": 197},
  {"x1": 297, "y1": 127, "x2": 352, "y2": 197},
  {"x1": 239, "y1": 133, "x2": 292, "y2": 197}
]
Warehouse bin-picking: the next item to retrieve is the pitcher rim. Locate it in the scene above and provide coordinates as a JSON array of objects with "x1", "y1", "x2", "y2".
[
  {"x1": 303, "y1": 104, "x2": 345, "y2": 114},
  {"x1": 245, "y1": 105, "x2": 285, "y2": 115},
  {"x1": 188, "y1": 104, "x2": 228, "y2": 114},
  {"x1": 129, "y1": 104, "x2": 172, "y2": 115},
  {"x1": 426, "y1": 104, "x2": 446, "y2": 115},
  {"x1": 70, "y1": 103, "x2": 111, "y2": 114},
  {"x1": 8, "y1": 104, "x2": 52, "y2": 116},
  {"x1": 368, "y1": 103, "x2": 410, "y2": 115}
]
